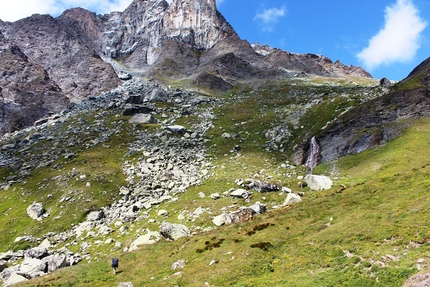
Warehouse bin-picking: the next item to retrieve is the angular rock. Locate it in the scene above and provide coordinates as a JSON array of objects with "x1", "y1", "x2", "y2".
[
  {"x1": 248, "y1": 202, "x2": 266, "y2": 214},
  {"x1": 0, "y1": 260, "x2": 7, "y2": 272},
  {"x1": 18, "y1": 257, "x2": 46, "y2": 278},
  {"x1": 212, "y1": 213, "x2": 227, "y2": 226},
  {"x1": 166, "y1": 125, "x2": 187, "y2": 134},
  {"x1": 284, "y1": 193, "x2": 302, "y2": 206},
  {"x1": 86, "y1": 210, "x2": 104, "y2": 221},
  {"x1": 244, "y1": 179, "x2": 282, "y2": 192},
  {"x1": 118, "y1": 282, "x2": 134, "y2": 287},
  {"x1": 129, "y1": 231, "x2": 162, "y2": 251},
  {"x1": 230, "y1": 188, "x2": 252, "y2": 199},
  {"x1": 25, "y1": 247, "x2": 48, "y2": 259},
  {"x1": 1, "y1": 272, "x2": 27, "y2": 287},
  {"x1": 26, "y1": 202, "x2": 45, "y2": 220},
  {"x1": 304, "y1": 174, "x2": 333, "y2": 190},
  {"x1": 172, "y1": 259, "x2": 186, "y2": 270},
  {"x1": 45, "y1": 253, "x2": 68, "y2": 273},
  {"x1": 148, "y1": 89, "x2": 168, "y2": 102},
  {"x1": 225, "y1": 208, "x2": 256, "y2": 224},
  {"x1": 128, "y1": 114, "x2": 156, "y2": 124},
  {"x1": 160, "y1": 222, "x2": 190, "y2": 241}
]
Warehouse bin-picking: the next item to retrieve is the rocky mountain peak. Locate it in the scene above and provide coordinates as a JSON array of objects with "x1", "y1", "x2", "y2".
[{"x1": 164, "y1": 0, "x2": 236, "y2": 50}]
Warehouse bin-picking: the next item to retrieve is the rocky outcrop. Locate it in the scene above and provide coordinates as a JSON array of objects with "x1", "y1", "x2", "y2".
[
  {"x1": 293, "y1": 56, "x2": 430, "y2": 164},
  {"x1": 0, "y1": 245, "x2": 79, "y2": 285},
  {"x1": 1, "y1": 14, "x2": 120, "y2": 102}
]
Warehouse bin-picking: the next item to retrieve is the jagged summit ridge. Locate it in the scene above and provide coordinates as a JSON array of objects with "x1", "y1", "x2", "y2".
[
  {"x1": 0, "y1": 0, "x2": 372, "y2": 135},
  {"x1": 100, "y1": 0, "x2": 237, "y2": 67}
]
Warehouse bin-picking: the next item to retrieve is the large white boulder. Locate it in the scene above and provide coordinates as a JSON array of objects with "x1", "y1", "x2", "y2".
[
  {"x1": 26, "y1": 202, "x2": 45, "y2": 221},
  {"x1": 160, "y1": 222, "x2": 190, "y2": 241},
  {"x1": 304, "y1": 174, "x2": 333, "y2": 190},
  {"x1": 129, "y1": 231, "x2": 162, "y2": 252}
]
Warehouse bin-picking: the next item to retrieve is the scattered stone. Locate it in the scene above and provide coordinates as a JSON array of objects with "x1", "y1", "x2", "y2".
[
  {"x1": 119, "y1": 186, "x2": 130, "y2": 196},
  {"x1": 118, "y1": 73, "x2": 132, "y2": 81},
  {"x1": 25, "y1": 247, "x2": 48, "y2": 259},
  {"x1": 148, "y1": 89, "x2": 168, "y2": 102},
  {"x1": 245, "y1": 179, "x2": 282, "y2": 192},
  {"x1": 158, "y1": 210, "x2": 169, "y2": 217},
  {"x1": 193, "y1": 206, "x2": 204, "y2": 216},
  {"x1": 230, "y1": 189, "x2": 252, "y2": 199},
  {"x1": 86, "y1": 211, "x2": 104, "y2": 221},
  {"x1": 403, "y1": 273, "x2": 430, "y2": 287},
  {"x1": 166, "y1": 125, "x2": 187, "y2": 134},
  {"x1": 45, "y1": 253, "x2": 68, "y2": 273},
  {"x1": 225, "y1": 208, "x2": 255, "y2": 224},
  {"x1": 129, "y1": 114, "x2": 156, "y2": 124},
  {"x1": 171, "y1": 259, "x2": 186, "y2": 270},
  {"x1": 210, "y1": 193, "x2": 221, "y2": 200},
  {"x1": 248, "y1": 202, "x2": 266, "y2": 214},
  {"x1": 118, "y1": 282, "x2": 134, "y2": 287}
]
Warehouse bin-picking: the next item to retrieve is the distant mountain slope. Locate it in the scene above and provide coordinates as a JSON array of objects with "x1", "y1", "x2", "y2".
[
  {"x1": 295, "y1": 56, "x2": 430, "y2": 165},
  {"x1": 0, "y1": 32, "x2": 69, "y2": 135}
]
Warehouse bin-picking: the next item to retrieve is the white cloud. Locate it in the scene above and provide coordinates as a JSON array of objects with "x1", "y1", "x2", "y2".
[
  {"x1": 357, "y1": 0, "x2": 427, "y2": 70},
  {"x1": 0, "y1": 0, "x2": 132, "y2": 22},
  {"x1": 254, "y1": 5, "x2": 286, "y2": 32}
]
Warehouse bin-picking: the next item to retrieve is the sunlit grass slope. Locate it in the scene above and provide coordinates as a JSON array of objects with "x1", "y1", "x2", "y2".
[{"x1": 16, "y1": 116, "x2": 430, "y2": 286}]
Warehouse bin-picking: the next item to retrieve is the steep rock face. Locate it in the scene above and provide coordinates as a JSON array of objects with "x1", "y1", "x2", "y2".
[
  {"x1": 163, "y1": 0, "x2": 236, "y2": 50},
  {"x1": 100, "y1": 0, "x2": 169, "y2": 67},
  {"x1": 99, "y1": 0, "x2": 237, "y2": 69},
  {"x1": 0, "y1": 34, "x2": 69, "y2": 135},
  {"x1": 1, "y1": 14, "x2": 120, "y2": 102}
]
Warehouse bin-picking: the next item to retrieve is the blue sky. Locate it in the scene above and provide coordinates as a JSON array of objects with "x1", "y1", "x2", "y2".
[{"x1": 0, "y1": 0, "x2": 429, "y2": 80}]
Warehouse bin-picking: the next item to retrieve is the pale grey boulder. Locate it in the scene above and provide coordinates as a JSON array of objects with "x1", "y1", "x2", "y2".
[
  {"x1": 284, "y1": 193, "x2": 302, "y2": 206},
  {"x1": 160, "y1": 222, "x2": 190, "y2": 241},
  {"x1": 304, "y1": 174, "x2": 333, "y2": 190},
  {"x1": 1, "y1": 272, "x2": 27, "y2": 287},
  {"x1": 26, "y1": 202, "x2": 45, "y2": 221},
  {"x1": 129, "y1": 231, "x2": 162, "y2": 251}
]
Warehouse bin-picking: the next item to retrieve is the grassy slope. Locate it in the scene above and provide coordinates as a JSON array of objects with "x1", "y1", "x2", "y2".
[
  {"x1": 16, "y1": 118, "x2": 430, "y2": 286},
  {"x1": 4, "y1": 77, "x2": 430, "y2": 286}
]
